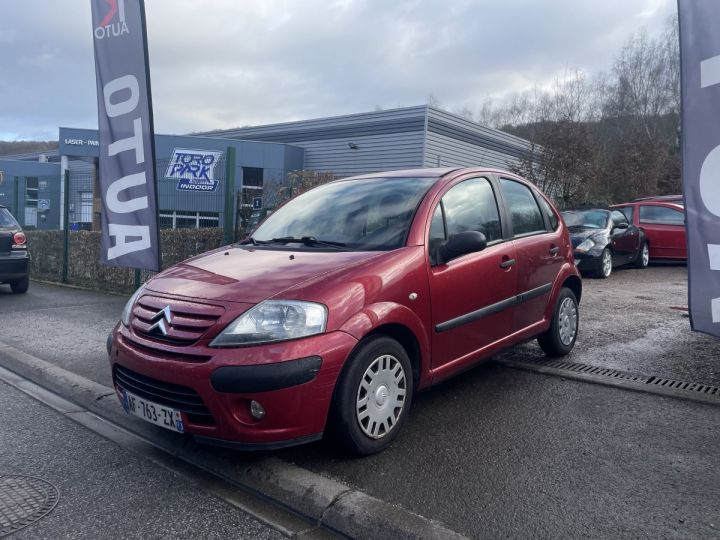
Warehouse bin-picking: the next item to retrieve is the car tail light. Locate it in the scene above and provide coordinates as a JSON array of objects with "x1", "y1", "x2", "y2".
[{"x1": 12, "y1": 232, "x2": 27, "y2": 248}]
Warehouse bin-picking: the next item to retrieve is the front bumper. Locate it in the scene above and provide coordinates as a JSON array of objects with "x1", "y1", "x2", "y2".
[
  {"x1": 109, "y1": 324, "x2": 358, "y2": 448},
  {"x1": 573, "y1": 251, "x2": 602, "y2": 273},
  {"x1": 0, "y1": 251, "x2": 29, "y2": 282}
]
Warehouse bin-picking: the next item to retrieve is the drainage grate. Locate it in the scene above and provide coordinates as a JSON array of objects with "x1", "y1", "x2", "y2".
[
  {"x1": 647, "y1": 377, "x2": 720, "y2": 395},
  {"x1": 535, "y1": 359, "x2": 647, "y2": 382},
  {"x1": 497, "y1": 357, "x2": 720, "y2": 405},
  {"x1": 0, "y1": 475, "x2": 59, "y2": 537}
]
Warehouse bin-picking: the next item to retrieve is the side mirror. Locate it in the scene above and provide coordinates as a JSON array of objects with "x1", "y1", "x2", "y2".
[
  {"x1": 613, "y1": 222, "x2": 629, "y2": 230},
  {"x1": 439, "y1": 231, "x2": 487, "y2": 263}
]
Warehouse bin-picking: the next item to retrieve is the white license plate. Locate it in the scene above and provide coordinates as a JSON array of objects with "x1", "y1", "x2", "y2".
[{"x1": 120, "y1": 388, "x2": 184, "y2": 433}]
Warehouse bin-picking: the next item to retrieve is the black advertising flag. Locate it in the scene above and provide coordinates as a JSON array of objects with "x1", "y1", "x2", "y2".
[
  {"x1": 678, "y1": 0, "x2": 720, "y2": 336},
  {"x1": 90, "y1": 0, "x2": 161, "y2": 271}
]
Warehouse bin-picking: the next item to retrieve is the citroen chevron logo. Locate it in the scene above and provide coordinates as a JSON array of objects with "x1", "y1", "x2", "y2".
[{"x1": 148, "y1": 305, "x2": 172, "y2": 336}]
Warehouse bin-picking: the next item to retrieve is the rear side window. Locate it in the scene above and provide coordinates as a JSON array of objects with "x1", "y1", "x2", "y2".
[
  {"x1": 639, "y1": 205, "x2": 684, "y2": 225},
  {"x1": 0, "y1": 208, "x2": 19, "y2": 228},
  {"x1": 500, "y1": 178, "x2": 545, "y2": 236},
  {"x1": 537, "y1": 196, "x2": 559, "y2": 231}
]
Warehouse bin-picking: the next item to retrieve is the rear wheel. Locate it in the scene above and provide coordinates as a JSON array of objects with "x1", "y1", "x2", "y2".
[
  {"x1": 538, "y1": 287, "x2": 579, "y2": 357},
  {"x1": 595, "y1": 248, "x2": 612, "y2": 279},
  {"x1": 634, "y1": 242, "x2": 649, "y2": 269},
  {"x1": 10, "y1": 276, "x2": 29, "y2": 294},
  {"x1": 332, "y1": 336, "x2": 413, "y2": 455}
]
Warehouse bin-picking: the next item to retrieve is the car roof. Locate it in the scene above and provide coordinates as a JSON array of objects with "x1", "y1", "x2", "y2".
[
  {"x1": 634, "y1": 195, "x2": 683, "y2": 202},
  {"x1": 611, "y1": 201, "x2": 684, "y2": 210},
  {"x1": 336, "y1": 167, "x2": 529, "y2": 182},
  {"x1": 562, "y1": 208, "x2": 610, "y2": 213}
]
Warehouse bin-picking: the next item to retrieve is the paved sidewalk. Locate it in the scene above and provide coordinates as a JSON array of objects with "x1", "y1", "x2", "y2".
[{"x1": 0, "y1": 380, "x2": 283, "y2": 540}]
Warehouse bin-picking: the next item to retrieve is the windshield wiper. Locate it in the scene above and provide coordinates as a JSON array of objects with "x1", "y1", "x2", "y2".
[
  {"x1": 267, "y1": 236, "x2": 348, "y2": 249},
  {"x1": 239, "y1": 237, "x2": 271, "y2": 246}
]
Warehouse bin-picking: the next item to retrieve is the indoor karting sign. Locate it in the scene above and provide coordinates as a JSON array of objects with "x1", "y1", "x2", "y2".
[
  {"x1": 679, "y1": 0, "x2": 720, "y2": 337},
  {"x1": 91, "y1": 0, "x2": 161, "y2": 272},
  {"x1": 165, "y1": 149, "x2": 223, "y2": 192}
]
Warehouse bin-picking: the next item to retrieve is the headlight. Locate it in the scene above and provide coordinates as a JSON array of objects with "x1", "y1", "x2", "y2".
[
  {"x1": 211, "y1": 300, "x2": 327, "y2": 347},
  {"x1": 575, "y1": 238, "x2": 595, "y2": 253},
  {"x1": 121, "y1": 286, "x2": 145, "y2": 327}
]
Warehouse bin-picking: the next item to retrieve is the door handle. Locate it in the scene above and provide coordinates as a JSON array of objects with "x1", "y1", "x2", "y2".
[
  {"x1": 549, "y1": 245, "x2": 560, "y2": 255},
  {"x1": 499, "y1": 258, "x2": 516, "y2": 269}
]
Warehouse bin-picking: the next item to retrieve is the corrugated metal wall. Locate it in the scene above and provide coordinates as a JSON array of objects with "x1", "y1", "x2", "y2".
[
  {"x1": 423, "y1": 108, "x2": 532, "y2": 170},
  {"x1": 205, "y1": 106, "x2": 427, "y2": 177},
  {"x1": 203, "y1": 105, "x2": 533, "y2": 177}
]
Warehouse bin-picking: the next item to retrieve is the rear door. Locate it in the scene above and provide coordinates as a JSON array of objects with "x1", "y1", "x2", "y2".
[
  {"x1": 498, "y1": 178, "x2": 564, "y2": 333},
  {"x1": 638, "y1": 203, "x2": 686, "y2": 259},
  {"x1": 428, "y1": 177, "x2": 517, "y2": 368}
]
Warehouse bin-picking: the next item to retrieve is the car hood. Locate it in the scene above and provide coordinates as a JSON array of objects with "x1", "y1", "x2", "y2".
[{"x1": 144, "y1": 247, "x2": 384, "y2": 304}]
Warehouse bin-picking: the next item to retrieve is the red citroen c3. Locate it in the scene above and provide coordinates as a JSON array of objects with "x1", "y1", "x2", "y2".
[{"x1": 108, "y1": 168, "x2": 581, "y2": 455}]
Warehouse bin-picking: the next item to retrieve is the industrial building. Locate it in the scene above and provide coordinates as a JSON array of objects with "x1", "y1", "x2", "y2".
[{"x1": 0, "y1": 105, "x2": 532, "y2": 230}]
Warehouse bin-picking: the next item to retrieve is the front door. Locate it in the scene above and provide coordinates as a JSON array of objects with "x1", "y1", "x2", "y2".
[
  {"x1": 428, "y1": 177, "x2": 517, "y2": 368},
  {"x1": 609, "y1": 210, "x2": 639, "y2": 265}
]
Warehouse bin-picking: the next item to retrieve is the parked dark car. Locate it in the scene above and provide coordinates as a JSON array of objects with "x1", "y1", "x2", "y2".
[
  {"x1": 0, "y1": 205, "x2": 29, "y2": 294},
  {"x1": 562, "y1": 208, "x2": 648, "y2": 278},
  {"x1": 108, "y1": 168, "x2": 582, "y2": 455},
  {"x1": 611, "y1": 200, "x2": 686, "y2": 261}
]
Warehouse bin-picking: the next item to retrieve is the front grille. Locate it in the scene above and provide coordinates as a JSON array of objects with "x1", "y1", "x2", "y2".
[
  {"x1": 113, "y1": 365, "x2": 215, "y2": 425},
  {"x1": 120, "y1": 334, "x2": 212, "y2": 363},
  {"x1": 131, "y1": 295, "x2": 224, "y2": 346}
]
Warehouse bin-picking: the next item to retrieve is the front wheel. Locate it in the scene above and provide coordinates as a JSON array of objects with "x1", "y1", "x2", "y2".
[
  {"x1": 538, "y1": 287, "x2": 579, "y2": 357},
  {"x1": 331, "y1": 336, "x2": 413, "y2": 455},
  {"x1": 634, "y1": 242, "x2": 649, "y2": 269},
  {"x1": 595, "y1": 248, "x2": 612, "y2": 279}
]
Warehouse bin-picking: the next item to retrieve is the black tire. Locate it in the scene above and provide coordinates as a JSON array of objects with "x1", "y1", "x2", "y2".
[
  {"x1": 634, "y1": 241, "x2": 649, "y2": 269},
  {"x1": 538, "y1": 287, "x2": 579, "y2": 357},
  {"x1": 331, "y1": 335, "x2": 413, "y2": 455},
  {"x1": 10, "y1": 276, "x2": 29, "y2": 294},
  {"x1": 595, "y1": 248, "x2": 612, "y2": 279}
]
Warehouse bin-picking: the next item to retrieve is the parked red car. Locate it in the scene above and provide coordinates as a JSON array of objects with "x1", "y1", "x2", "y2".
[
  {"x1": 108, "y1": 168, "x2": 581, "y2": 454},
  {"x1": 610, "y1": 198, "x2": 686, "y2": 261}
]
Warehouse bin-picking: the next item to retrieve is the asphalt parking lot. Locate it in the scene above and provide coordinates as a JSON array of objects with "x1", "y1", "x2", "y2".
[
  {"x1": 499, "y1": 264, "x2": 720, "y2": 386},
  {"x1": 1, "y1": 266, "x2": 719, "y2": 538}
]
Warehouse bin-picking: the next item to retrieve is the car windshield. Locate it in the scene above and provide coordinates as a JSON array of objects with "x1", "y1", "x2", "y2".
[
  {"x1": 0, "y1": 208, "x2": 19, "y2": 228},
  {"x1": 561, "y1": 210, "x2": 609, "y2": 229},
  {"x1": 251, "y1": 177, "x2": 436, "y2": 251}
]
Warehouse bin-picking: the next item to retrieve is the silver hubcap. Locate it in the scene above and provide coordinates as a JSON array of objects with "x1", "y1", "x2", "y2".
[
  {"x1": 642, "y1": 244, "x2": 649, "y2": 266},
  {"x1": 356, "y1": 354, "x2": 407, "y2": 439},
  {"x1": 602, "y1": 250, "x2": 612, "y2": 277},
  {"x1": 558, "y1": 297, "x2": 578, "y2": 346}
]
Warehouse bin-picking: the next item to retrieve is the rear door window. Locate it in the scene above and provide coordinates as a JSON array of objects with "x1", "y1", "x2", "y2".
[
  {"x1": 499, "y1": 178, "x2": 546, "y2": 236},
  {"x1": 639, "y1": 205, "x2": 684, "y2": 225}
]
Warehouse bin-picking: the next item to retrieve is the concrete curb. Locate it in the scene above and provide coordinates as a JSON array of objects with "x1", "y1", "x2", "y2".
[{"x1": 0, "y1": 339, "x2": 467, "y2": 540}]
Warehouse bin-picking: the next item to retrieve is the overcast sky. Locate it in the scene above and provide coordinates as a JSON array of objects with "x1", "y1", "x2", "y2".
[{"x1": 0, "y1": 0, "x2": 676, "y2": 141}]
